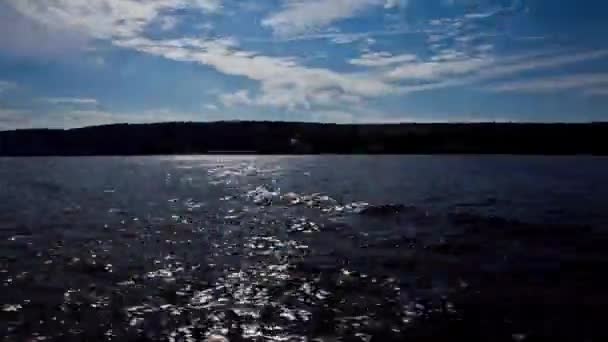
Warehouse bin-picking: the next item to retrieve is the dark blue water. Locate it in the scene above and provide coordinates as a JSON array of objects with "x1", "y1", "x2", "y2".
[{"x1": 1, "y1": 156, "x2": 607, "y2": 341}]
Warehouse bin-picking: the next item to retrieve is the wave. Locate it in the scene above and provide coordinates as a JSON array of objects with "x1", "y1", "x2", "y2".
[{"x1": 447, "y1": 211, "x2": 593, "y2": 237}]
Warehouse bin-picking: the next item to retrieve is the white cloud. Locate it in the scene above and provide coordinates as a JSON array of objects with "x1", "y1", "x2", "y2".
[
  {"x1": 91, "y1": 56, "x2": 106, "y2": 67},
  {"x1": 515, "y1": 36, "x2": 547, "y2": 42},
  {"x1": 431, "y1": 49, "x2": 468, "y2": 61},
  {"x1": 308, "y1": 108, "x2": 441, "y2": 124},
  {"x1": 256, "y1": 28, "x2": 415, "y2": 44},
  {"x1": 488, "y1": 73, "x2": 608, "y2": 93},
  {"x1": 385, "y1": 49, "x2": 608, "y2": 94},
  {"x1": 220, "y1": 87, "x2": 363, "y2": 111},
  {"x1": 387, "y1": 57, "x2": 491, "y2": 81},
  {"x1": 117, "y1": 37, "x2": 397, "y2": 110},
  {"x1": 220, "y1": 90, "x2": 254, "y2": 107},
  {"x1": 310, "y1": 108, "x2": 515, "y2": 124},
  {"x1": 350, "y1": 52, "x2": 417, "y2": 67},
  {"x1": 0, "y1": 2, "x2": 90, "y2": 57},
  {"x1": 313, "y1": 108, "x2": 415, "y2": 124},
  {"x1": 32, "y1": 109, "x2": 200, "y2": 129},
  {"x1": 464, "y1": 0, "x2": 523, "y2": 20},
  {"x1": 117, "y1": 30, "x2": 608, "y2": 111},
  {"x1": 464, "y1": 11, "x2": 496, "y2": 19},
  {"x1": 306, "y1": 108, "x2": 412, "y2": 124},
  {"x1": 6, "y1": 0, "x2": 607, "y2": 124},
  {"x1": 1, "y1": 106, "x2": 217, "y2": 130},
  {"x1": 191, "y1": 0, "x2": 223, "y2": 12},
  {"x1": 6, "y1": 0, "x2": 221, "y2": 41},
  {"x1": 195, "y1": 22, "x2": 215, "y2": 31},
  {"x1": 159, "y1": 16, "x2": 179, "y2": 31},
  {"x1": 0, "y1": 108, "x2": 30, "y2": 130},
  {"x1": 384, "y1": 0, "x2": 408, "y2": 9},
  {"x1": 427, "y1": 34, "x2": 445, "y2": 43},
  {"x1": 262, "y1": 0, "x2": 386, "y2": 37},
  {"x1": 330, "y1": 34, "x2": 363, "y2": 45},
  {"x1": 467, "y1": 50, "x2": 608, "y2": 84},
  {"x1": 40, "y1": 97, "x2": 99, "y2": 106},
  {"x1": 476, "y1": 44, "x2": 494, "y2": 52},
  {"x1": 54, "y1": 109, "x2": 200, "y2": 128}
]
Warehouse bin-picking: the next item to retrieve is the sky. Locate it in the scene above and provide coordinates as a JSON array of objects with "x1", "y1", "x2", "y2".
[{"x1": 0, "y1": 0, "x2": 607, "y2": 129}]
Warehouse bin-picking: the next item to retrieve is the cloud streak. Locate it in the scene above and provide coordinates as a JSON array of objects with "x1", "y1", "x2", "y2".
[
  {"x1": 249, "y1": 28, "x2": 418, "y2": 44},
  {"x1": 488, "y1": 73, "x2": 608, "y2": 93},
  {"x1": 40, "y1": 97, "x2": 99, "y2": 106},
  {"x1": 383, "y1": 49, "x2": 608, "y2": 94},
  {"x1": 350, "y1": 52, "x2": 417, "y2": 67},
  {"x1": 386, "y1": 57, "x2": 492, "y2": 81},
  {"x1": 6, "y1": 0, "x2": 222, "y2": 41},
  {"x1": 262, "y1": 0, "x2": 397, "y2": 37},
  {"x1": 117, "y1": 37, "x2": 396, "y2": 110}
]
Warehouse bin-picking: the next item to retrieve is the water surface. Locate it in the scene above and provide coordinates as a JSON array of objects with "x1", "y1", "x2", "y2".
[{"x1": 1, "y1": 156, "x2": 607, "y2": 341}]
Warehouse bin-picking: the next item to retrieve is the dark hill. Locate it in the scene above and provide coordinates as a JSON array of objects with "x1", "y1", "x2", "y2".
[{"x1": 1, "y1": 121, "x2": 607, "y2": 156}]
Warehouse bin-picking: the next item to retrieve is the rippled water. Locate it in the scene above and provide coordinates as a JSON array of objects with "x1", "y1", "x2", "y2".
[{"x1": 1, "y1": 156, "x2": 608, "y2": 341}]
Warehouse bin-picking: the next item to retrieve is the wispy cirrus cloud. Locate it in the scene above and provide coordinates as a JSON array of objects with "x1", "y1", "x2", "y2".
[
  {"x1": 464, "y1": 0, "x2": 523, "y2": 20},
  {"x1": 262, "y1": 0, "x2": 402, "y2": 37},
  {"x1": 117, "y1": 37, "x2": 396, "y2": 111},
  {"x1": 251, "y1": 28, "x2": 417, "y2": 44},
  {"x1": 474, "y1": 50, "x2": 608, "y2": 82},
  {"x1": 39, "y1": 97, "x2": 99, "y2": 106},
  {"x1": 384, "y1": 0, "x2": 409, "y2": 9},
  {"x1": 350, "y1": 52, "x2": 417, "y2": 67},
  {"x1": 119, "y1": 30, "x2": 608, "y2": 112},
  {"x1": 1, "y1": 0, "x2": 222, "y2": 59},
  {"x1": 488, "y1": 73, "x2": 608, "y2": 94},
  {"x1": 382, "y1": 49, "x2": 608, "y2": 94},
  {"x1": 386, "y1": 57, "x2": 491, "y2": 81}
]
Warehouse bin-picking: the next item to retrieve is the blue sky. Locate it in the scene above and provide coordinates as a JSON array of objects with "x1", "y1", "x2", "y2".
[{"x1": 0, "y1": 0, "x2": 607, "y2": 129}]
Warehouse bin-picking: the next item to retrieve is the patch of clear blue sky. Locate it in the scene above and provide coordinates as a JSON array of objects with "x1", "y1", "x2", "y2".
[{"x1": 0, "y1": 0, "x2": 607, "y2": 128}]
